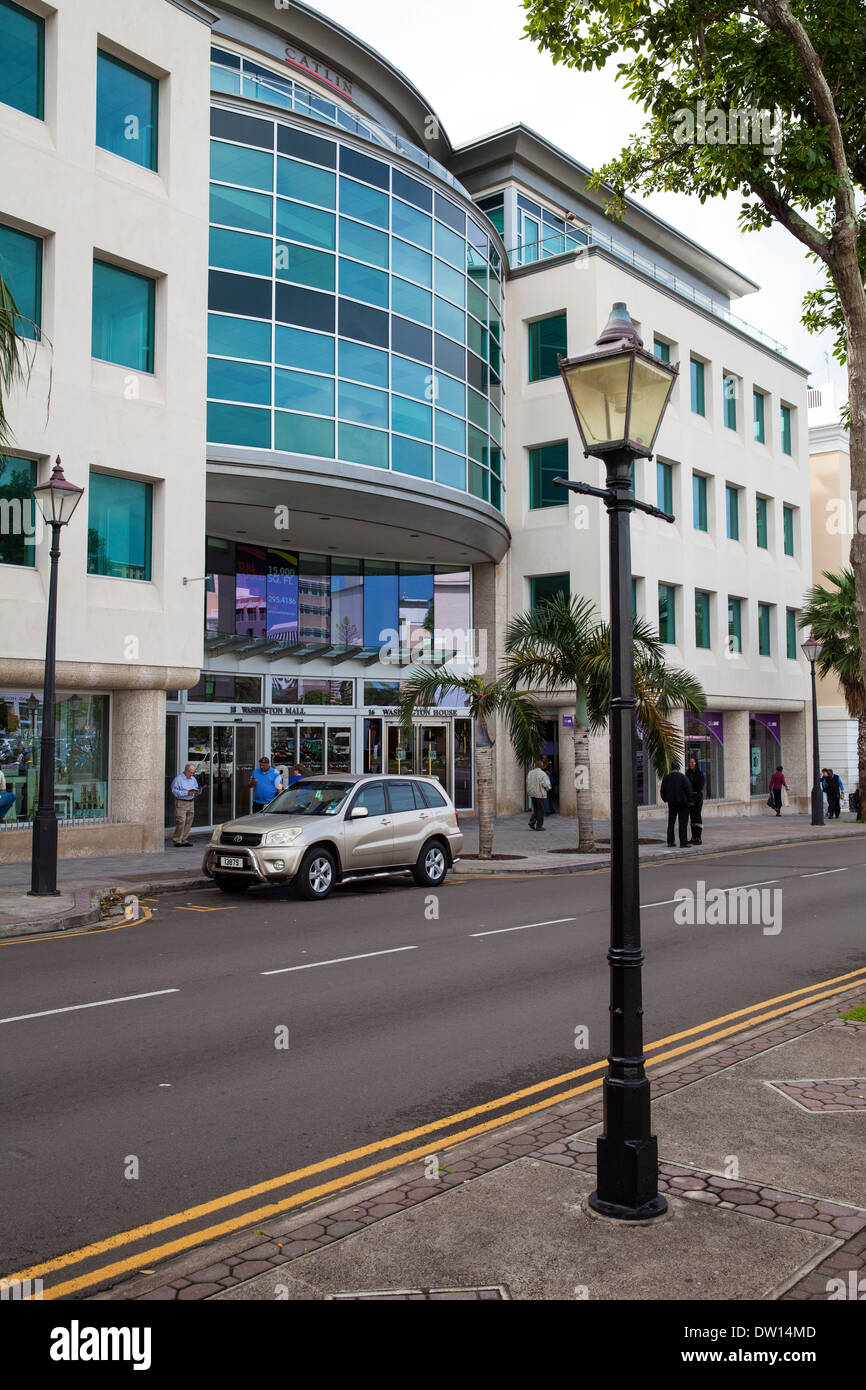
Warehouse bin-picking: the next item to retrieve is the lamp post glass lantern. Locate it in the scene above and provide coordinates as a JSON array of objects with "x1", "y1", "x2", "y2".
[
  {"x1": 28, "y1": 458, "x2": 84, "y2": 897},
  {"x1": 556, "y1": 304, "x2": 678, "y2": 1220},
  {"x1": 801, "y1": 633, "x2": 825, "y2": 827}
]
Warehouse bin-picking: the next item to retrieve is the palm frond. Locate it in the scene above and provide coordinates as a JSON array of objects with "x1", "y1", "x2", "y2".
[{"x1": 503, "y1": 592, "x2": 597, "y2": 691}]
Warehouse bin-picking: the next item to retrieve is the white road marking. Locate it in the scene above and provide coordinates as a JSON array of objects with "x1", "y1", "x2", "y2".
[
  {"x1": 642, "y1": 880, "x2": 779, "y2": 910},
  {"x1": 470, "y1": 917, "x2": 576, "y2": 938},
  {"x1": 0, "y1": 989, "x2": 180, "y2": 1025},
  {"x1": 261, "y1": 945, "x2": 418, "y2": 975},
  {"x1": 801, "y1": 867, "x2": 848, "y2": 878}
]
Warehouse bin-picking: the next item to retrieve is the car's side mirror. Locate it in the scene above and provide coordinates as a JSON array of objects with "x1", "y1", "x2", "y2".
[{"x1": 350, "y1": 805, "x2": 369, "y2": 819}]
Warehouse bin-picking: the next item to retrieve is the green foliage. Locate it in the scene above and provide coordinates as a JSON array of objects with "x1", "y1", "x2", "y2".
[
  {"x1": 799, "y1": 568, "x2": 865, "y2": 719},
  {"x1": 397, "y1": 668, "x2": 546, "y2": 765},
  {"x1": 0, "y1": 275, "x2": 34, "y2": 447}
]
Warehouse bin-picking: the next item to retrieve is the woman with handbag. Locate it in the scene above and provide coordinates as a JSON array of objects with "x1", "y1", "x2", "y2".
[{"x1": 768, "y1": 765, "x2": 787, "y2": 816}]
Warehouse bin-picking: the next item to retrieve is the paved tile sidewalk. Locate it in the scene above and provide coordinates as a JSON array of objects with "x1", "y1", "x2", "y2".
[{"x1": 90, "y1": 992, "x2": 866, "y2": 1303}]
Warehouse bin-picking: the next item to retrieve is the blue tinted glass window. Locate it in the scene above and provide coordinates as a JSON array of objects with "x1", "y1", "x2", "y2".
[
  {"x1": 338, "y1": 339, "x2": 388, "y2": 387},
  {"x1": 92, "y1": 261, "x2": 155, "y2": 372},
  {"x1": 275, "y1": 368, "x2": 334, "y2": 415},
  {"x1": 434, "y1": 373, "x2": 464, "y2": 416},
  {"x1": 434, "y1": 295, "x2": 464, "y2": 342},
  {"x1": 435, "y1": 410, "x2": 465, "y2": 453},
  {"x1": 208, "y1": 314, "x2": 271, "y2": 362},
  {"x1": 339, "y1": 217, "x2": 388, "y2": 268},
  {"x1": 276, "y1": 199, "x2": 335, "y2": 249},
  {"x1": 339, "y1": 380, "x2": 388, "y2": 428},
  {"x1": 0, "y1": 454, "x2": 37, "y2": 566},
  {"x1": 0, "y1": 223, "x2": 41, "y2": 340},
  {"x1": 434, "y1": 334, "x2": 465, "y2": 380},
  {"x1": 210, "y1": 269, "x2": 272, "y2": 320},
  {"x1": 393, "y1": 170, "x2": 432, "y2": 211},
  {"x1": 391, "y1": 278, "x2": 431, "y2": 325},
  {"x1": 392, "y1": 317, "x2": 431, "y2": 363},
  {"x1": 274, "y1": 411, "x2": 334, "y2": 457},
  {"x1": 277, "y1": 125, "x2": 337, "y2": 167},
  {"x1": 435, "y1": 259, "x2": 465, "y2": 306},
  {"x1": 207, "y1": 402, "x2": 271, "y2": 447},
  {"x1": 392, "y1": 435, "x2": 432, "y2": 479},
  {"x1": 276, "y1": 156, "x2": 335, "y2": 208},
  {"x1": 338, "y1": 299, "x2": 388, "y2": 348},
  {"x1": 392, "y1": 199, "x2": 431, "y2": 247},
  {"x1": 211, "y1": 107, "x2": 272, "y2": 148},
  {"x1": 210, "y1": 140, "x2": 273, "y2": 191},
  {"x1": 274, "y1": 283, "x2": 335, "y2": 332},
  {"x1": 276, "y1": 243, "x2": 334, "y2": 292},
  {"x1": 468, "y1": 388, "x2": 487, "y2": 430},
  {"x1": 340, "y1": 146, "x2": 389, "y2": 188},
  {"x1": 96, "y1": 52, "x2": 158, "y2": 169},
  {"x1": 87, "y1": 473, "x2": 152, "y2": 580},
  {"x1": 339, "y1": 423, "x2": 388, "y2": 469},
  {"x1": 340, "y1": 177, "x2": 389, "y2": 228},
  {"x1": 275, "y1": 324, "x2": 334, "y2": 373},
  {"x1": 435, "y1": 195, "x2": 465, "y2": 233},
  {"x1": 0, "y1": 0, "x2": 44, "y2": 118},
  {"x1": 208, "y1": 357, "x2": 271, "y2": 405},
  {"x1": 364, "y1": 562, "x2": 398, "y2": 644},
  {"x1": 392, "y1": 395, "x2": 432, "y2": 441},
  {"x1": 339, "y1": 257, "x2": 388, "y2": 308},
  {"x1": 434, "y1": 221, "x2": 463, "y2": 267},
  {"x1": 392, "y1": 238, "x2": 432, "y2": 287},
  {"x1": 392, "y1": 356, "x2": 430, "y2": 401},
  {"x1": 435, "y1": 449, "x2": 466, "y2": 490},
  {"x1": 210, "y1": 183, "x2": 273, "y2": 233},
  {"x1": 209, "y1": 226, "x2": 272, "y2": 276}
]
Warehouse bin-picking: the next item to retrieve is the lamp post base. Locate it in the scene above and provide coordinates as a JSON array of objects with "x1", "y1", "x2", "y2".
[
  {"x1": 811, "y1": 786, "x2": 825, "y2": 826},
  {"x1": 588, "y1": 1190, "x2": 668, "y2": 1221}
]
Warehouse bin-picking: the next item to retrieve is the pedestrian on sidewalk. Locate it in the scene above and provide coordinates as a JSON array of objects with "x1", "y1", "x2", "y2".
[
  {"x1": 170, "y1": 763, "x2": 202, "y2": 846},
  {"x1": 685, "y1": 755, "x2": 705, "y2": 845},
  {"x1": 660, "y1": 761, "x2": 693, "y2": 847},
  {"x1": 825, "y1": 768, "x2": 842, "y2": 819},
  {"x1": 820, "y1": 768, "x2": 830, "y2": 815},
  {"x1": 288, "y1": 765, "x2": 304, "y2": 786},
  {"x1": 540, "y1": 755, "x2": 554, "y2": 815},
  {"x1": 526, "y1": 760, "x2": 551, "y2": 831},
  {"x1": 249, "y1": 757, "x2": 283, "y2": 812},
  {"x1": 768, "y1": 765, "x2": 787, "y2": 816},
  {"x1": 0, "y1": 768, "x2": 15, "y2": 821}
]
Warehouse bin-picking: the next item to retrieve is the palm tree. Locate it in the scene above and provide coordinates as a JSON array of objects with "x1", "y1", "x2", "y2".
[
  {"x1": 800, "y1": 569, "x2": 866, "y2": 821},
  {"x1": 0, "y1": 275, "x2": 35, "y2": 447},
  {"x1": 398, "y1": 668, "x2": 545, "y2": 859},
  {"x1": 504, "y1": 593, "x2": 706, "y2": 851}
]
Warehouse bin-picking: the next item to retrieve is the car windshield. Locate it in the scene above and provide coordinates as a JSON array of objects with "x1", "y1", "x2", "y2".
[{"x1": 265, "y1": 781, "x2": 353, "y2": 816}]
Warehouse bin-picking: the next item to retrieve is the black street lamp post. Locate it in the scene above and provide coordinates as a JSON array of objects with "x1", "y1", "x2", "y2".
[
  {"x1": 28, "y1": 458, "x2": 84, "y2": 897},
  {"x1": 801, "y1": 633, "x2": 825, "y2": 827},
  {"x1": 555, "y1": 303, "x2": 678, "y2": 1220}
]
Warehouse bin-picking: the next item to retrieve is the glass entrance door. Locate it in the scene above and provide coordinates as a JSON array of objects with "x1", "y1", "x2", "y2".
[
  {"x1": 185, "y1": 722, "x2": 259, "y2": 826},
  {"x1": 387, "y1": 725, "x2": 414, "y2": 775},
  {"x1": 416, "y1": 723, "x2": 448, "y2": 792}
]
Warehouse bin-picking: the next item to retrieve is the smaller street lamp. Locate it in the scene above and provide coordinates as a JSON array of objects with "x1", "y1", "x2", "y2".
[
  {"x1": 28, "y1": 458, "x2": 84, "y2": 896},
  {"x1": 801, "y1": 632, "x2": 825, "y2": 827}
]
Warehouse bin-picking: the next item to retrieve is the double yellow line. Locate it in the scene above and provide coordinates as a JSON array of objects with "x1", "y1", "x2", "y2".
[{"x1": 7, "y1": 963, "x2": 865, "y2": 1301}]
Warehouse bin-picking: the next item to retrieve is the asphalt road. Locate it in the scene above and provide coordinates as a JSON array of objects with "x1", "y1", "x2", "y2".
[{"x1": 2, "y1": 835, "x2": 865, "y2": 1276}]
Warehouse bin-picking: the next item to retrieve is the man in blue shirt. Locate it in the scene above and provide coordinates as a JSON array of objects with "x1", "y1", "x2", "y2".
[
  {"x1": 249, "y1": 757, "x2": 283, "y2": 812},
  {"x1": 170, "y1": 763, "x2": 201, "y2": 846}
]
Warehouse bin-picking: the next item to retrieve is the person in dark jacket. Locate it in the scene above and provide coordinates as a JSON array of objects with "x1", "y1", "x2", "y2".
[
  {"x1": 685, "y1": 755, "x2": 705, "y2": 845},
  {"x1": 660, "y1": 761, "x2": 693, "y2": 847},
  {"x1": 825, "y1": 768, "x2": 842, "y2": 819}
]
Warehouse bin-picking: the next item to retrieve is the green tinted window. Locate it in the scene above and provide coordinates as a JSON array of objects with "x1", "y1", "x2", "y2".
[
  {"x1": 529, "y1": 442, "x2": 567, "y2": 509},
  {"x1": 658, "y1": 584, "x2": 676, "y2": 644},
  {"x1": 781, "y1": 404, "x2": 792, "y2": 455},
  {"x1": 0, "y1": 0, "x2": 43, "y2": 118},
  {"x1": 392, "y1": 395, "x2": 432, "y2": 441},
  {"x1": 468, "y1": 461, "x2": 489, "y2": 500},
  {"x1": 531, "y1": 574, "x2": 570, "y2": 609},
  {"x1": 434, "y1": 221, "x2": 464, "y2": 267},
  {"x1": 276, "y1": 243, "x2": 334, "y2": 292},
  {"x1": 392, "y1": 200, "x2": 431, "y2": 247},
  {"x1": 277, "y1": 157, "x2": 335, "y2": 207},
  {"x1": 753, "y1": 390, "x2": 766, "y2": 443},
  {"x1": 724, "y1": 375, "x2": 737, "y2": 429},
  {"x1": 758, "y1": 603, "x2": 771, "y2": 655},
  {"x1": 0, "y1": 454, "x2": 37, "y2": 566},
  {"x1": 435, "y1": 410, "x2": 465, "y2": 454},
  {"x1": 726, "y1": 485, "x2": 739, "y2": 540},
  {"x1": 0, "y1": 223, "x2": 41, "y2": 340},
  {"x1": 92, "y1": 260, "x2": 155, "y2": 372},
  {"x1": 276, "y1": 325, "x2": 334, "y2": 374},
  {"x1": 695, "y1": 591, "x2": 711, "y2": 648},
  {"x1": 208, "y1": 314, "x2": 271, "y2": 362},
  {"x1": 339, "y1": 218, "x2": 388, "y2": 268},
  {"x1": 657, "y1": 461, "x2": 673, "y2": 514},
  {"x1": 783, "y1": 505, "x2": 795, "y2": 556},
  {"x1": 338, "y1": 423, "x2": 388, "y2": 469},
  {"x1": 275, "y1": 368, "x2": 334, "y2": 415},
  {"x1": 339, "y1": 257, "x2": 388, "y2": 308},
  {"x1": 392, "y1": 436, "x2": 432, "y2": 479},
  {"x1": 434, "y1": 295, "x2": 464, "y2": 341},
  {"x1": 434, "y1": 373, "x2": 463, "y2": 416},
  {"x1": 207, "y1": 402, "x2": 271, "y2": 448},
  {"x1": 692, "y1": 473, "x2": 707, "y2": 531},
  {"x1": 756, "y1": 496, "x2": 768, "y2": 548},
  {"x1": 391, "y1": 278, "x2": 431, "y2": 325},
  {"x1": 467, "y1": 388, "x2": 487, "y2": 430},
  {"x1": 338, "y1": 380, "x2": 388, "y2": 428},
  {"x1": 208, "y1": 357, "x2": 271, "y2": 405},
  {"x1": 276, "y1": 199, "x2": 335, "y2": 249},
  {"x1": 96, "y1": 52, "x2": 157, "y2": 170},
  {"x1": 210, "y1": 184, "x2": 273, "y2": 233},
  {"x1": 435, "y1": 449, "x2": 466, "y2": 490},
  {"x1": 786, "y1": 608, "x2": 797, "y2": 659},
  {"x1": 274, "y1": 411, "x2": 334, "y2": 457},
  {"x1": 392, "y1": 238, "x2": 432, "y2": 287},
  {"x1": 528, "y1": 313, "x2": 566, "y2": 382},
  {"x1": 211, "y1": 141, "x2": 273, "y2": 191},
  {"x1": 690, "y1": 358, "x2": 705, "y2": 415},
  {"x1": 87, "y1": 472, "x2": 152, "y2": 580},
  {"x1": 434, "y1": 259, "x2": 465, "y2": 306},
  {"x1": 209, "y1": 227, "x2": 272, "y2": 277},
  {"x1": 339, "y1": 177, "x2": 388, "y2": 228},
  {"x1": 653, "y1": 339, "x2": 670, "y2": 363},
  {"x1": 727, "y1": 598, "x2": 742, "y2": 654}
]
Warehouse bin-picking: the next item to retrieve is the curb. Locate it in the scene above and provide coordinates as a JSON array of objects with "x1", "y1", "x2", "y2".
[{"x1": 0, "y1": 874, "x2": 213, "y2": 938}]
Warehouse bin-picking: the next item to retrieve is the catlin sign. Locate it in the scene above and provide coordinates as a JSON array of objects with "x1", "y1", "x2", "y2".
[{"x1": 285, "y1": 45, "x2": 353, "y2": 98}]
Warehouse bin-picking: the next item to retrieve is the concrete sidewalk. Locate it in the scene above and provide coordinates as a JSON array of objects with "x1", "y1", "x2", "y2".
[
  {"x1": 0, "y1": 813, "x2": 863, "y2": 933},
  {"x1": 93, "y1": 987, "x2": 866, "y2": 1302}
]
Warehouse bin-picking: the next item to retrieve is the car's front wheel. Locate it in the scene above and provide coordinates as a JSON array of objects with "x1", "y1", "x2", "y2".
[
  {"x1": 295, "y1": 847, "x2": 336, "y2": 900},
  {"x1": 213, "y1": 876, "x2": 251, "y2": 894},
  {"x1": 413, "y1": 838, "x2": 449, "y2": 888}
]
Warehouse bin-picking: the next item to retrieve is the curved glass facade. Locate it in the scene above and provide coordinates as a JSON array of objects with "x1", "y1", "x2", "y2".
[{"x1": 206, "y1": 102, "x2": 505, "y2": 509}]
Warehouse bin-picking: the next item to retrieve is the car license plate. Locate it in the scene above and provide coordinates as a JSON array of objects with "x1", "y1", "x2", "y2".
[{"x1": 219, "y1": 856, "x2": 244, "y2": 869}]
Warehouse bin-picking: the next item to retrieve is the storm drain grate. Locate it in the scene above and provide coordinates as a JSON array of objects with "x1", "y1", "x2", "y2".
[{"x1": 325, "y1": 1285, "x2": 510, "y2": 1300}]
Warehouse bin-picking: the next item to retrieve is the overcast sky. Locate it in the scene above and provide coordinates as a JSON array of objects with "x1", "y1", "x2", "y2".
[{"x1": 308, "y1": 0, "x2": 846, "y2": 389}]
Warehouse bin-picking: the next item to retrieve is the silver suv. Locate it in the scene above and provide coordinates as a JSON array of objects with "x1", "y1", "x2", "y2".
[{"x1": 202, "y1": 774, "x2": 463, "y2": 901}]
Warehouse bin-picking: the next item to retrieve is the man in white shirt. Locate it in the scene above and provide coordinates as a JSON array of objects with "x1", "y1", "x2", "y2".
[
  {"x1": 170, "y1": 763, "x2": 200, "y2": 846},
  {"x1": 527, "y1": 761, "x2": 552, "y2": 831}
]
